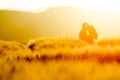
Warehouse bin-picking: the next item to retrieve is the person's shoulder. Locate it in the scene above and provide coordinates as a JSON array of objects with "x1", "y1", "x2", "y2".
[
  {"x1": 89, "y1": 25, "x2": 96, "y2": 30},
  {"x1": 89, "y1": 25, "x2": 94, "y2": 28}
]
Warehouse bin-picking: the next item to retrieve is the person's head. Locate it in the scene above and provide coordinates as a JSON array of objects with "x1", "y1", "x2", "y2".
[{"x1": 82, "y1": 22, "x2": 88, "y2": 29}]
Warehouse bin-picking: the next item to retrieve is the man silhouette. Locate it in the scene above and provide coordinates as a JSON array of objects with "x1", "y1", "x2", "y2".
[{"x1": 79, "y1": 22, "x2": 98, "y2": 44}]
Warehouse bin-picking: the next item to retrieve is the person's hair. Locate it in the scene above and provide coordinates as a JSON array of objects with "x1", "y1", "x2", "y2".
[{"x1": 82, "y1": 22, "x2": 88, "y2": 29}]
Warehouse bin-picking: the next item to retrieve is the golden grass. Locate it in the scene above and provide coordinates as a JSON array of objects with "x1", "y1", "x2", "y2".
[{"x1": 0, "y1": 38, "x2": 120, "y2": 80}]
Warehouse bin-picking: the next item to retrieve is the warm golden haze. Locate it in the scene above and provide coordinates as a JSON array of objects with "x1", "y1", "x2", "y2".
[
  {"x1": 0, "y1": 7, "x2": 120, "y2": 42},
  {"x1": 0, "y1": 1, "x2": 120, "y2": 80}
]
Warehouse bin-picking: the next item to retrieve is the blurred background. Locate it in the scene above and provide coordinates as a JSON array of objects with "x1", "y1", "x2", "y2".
[{"x1": 0, "y1": 0, "x2": 120, "y2": 42}]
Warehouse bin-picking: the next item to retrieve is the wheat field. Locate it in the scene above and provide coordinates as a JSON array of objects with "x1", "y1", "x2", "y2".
[{"x1": 0, "y1": 38, "x2": 120, "y2": 80}]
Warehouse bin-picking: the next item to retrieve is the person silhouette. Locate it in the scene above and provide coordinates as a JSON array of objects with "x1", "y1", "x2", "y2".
[{"x1": 79, "y1": 22, "x2": 98, "y2": 44}]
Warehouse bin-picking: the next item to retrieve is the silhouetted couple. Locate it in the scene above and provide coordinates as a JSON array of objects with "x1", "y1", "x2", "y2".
[{"x1": 79, "y1": 22, "x2": 98, "y2": 44}]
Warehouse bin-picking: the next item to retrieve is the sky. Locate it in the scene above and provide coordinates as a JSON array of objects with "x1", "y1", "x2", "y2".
[{"x1": 0, "y1": 0, "x2": 120, "y2": 13}]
